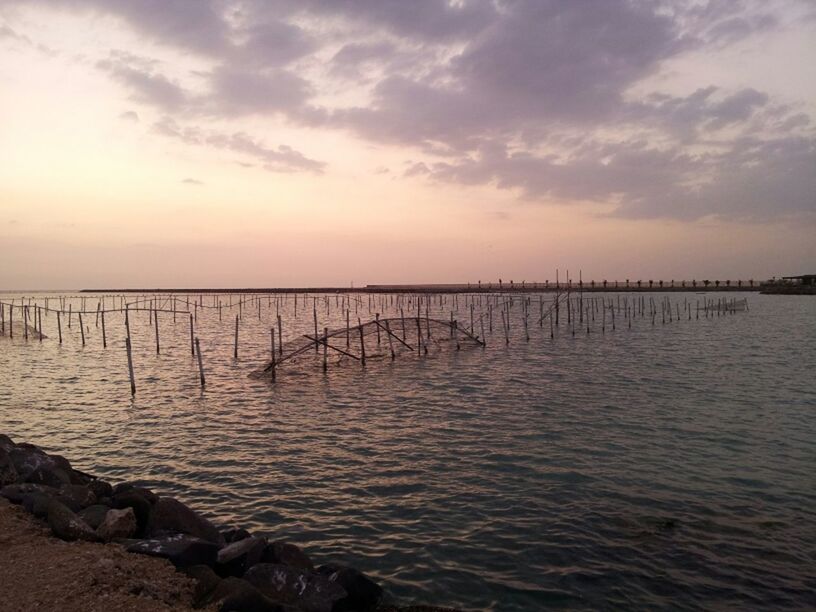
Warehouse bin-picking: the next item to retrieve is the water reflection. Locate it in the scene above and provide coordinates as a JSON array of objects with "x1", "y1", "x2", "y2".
[{"x1": 1, "y1": 292, "x2": 814, "y2": 611}]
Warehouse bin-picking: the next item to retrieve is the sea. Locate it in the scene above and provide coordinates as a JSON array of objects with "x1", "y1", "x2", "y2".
[{"x1": 1, "y1": 290, "x2": 814, "y2": 610}]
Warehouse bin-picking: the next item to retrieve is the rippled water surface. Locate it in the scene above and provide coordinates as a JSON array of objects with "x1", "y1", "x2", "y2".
[{"x1": 1, "y1": 291, "x2": 814, "y2": 610}]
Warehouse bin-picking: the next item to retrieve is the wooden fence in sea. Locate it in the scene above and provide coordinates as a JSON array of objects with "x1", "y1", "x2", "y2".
[{"x1": 0, "y1": 283, "x2": 748, "y2": 394}]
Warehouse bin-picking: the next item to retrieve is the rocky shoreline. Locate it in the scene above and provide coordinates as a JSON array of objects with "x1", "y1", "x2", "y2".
[{"x1": 0, "y1": 434, "x2": 457, "y2": 612}]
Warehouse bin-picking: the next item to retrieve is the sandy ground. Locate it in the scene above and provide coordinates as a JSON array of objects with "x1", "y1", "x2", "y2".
[{"x1": 0, "y1": 498, "x2": 198, "y2": 612}]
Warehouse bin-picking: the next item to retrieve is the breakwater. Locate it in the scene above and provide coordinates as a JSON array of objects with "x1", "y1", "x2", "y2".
[{"x1": 0, "y1": 433, "x2": 443, "y2": 612}]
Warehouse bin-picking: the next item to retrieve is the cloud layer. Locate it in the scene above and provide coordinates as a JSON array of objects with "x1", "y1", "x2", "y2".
[{"x1": 2, "y1": 0, "x2": 814, "y2": 220}]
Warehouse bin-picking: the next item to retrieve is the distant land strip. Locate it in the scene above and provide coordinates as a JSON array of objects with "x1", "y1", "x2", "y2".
[{"x1": 79, "y1": 283, "x2": 760, "y2": 294}]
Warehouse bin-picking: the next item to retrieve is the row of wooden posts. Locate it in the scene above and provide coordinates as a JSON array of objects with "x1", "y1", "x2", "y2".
[{"x1": 1, "y1": 290, "x2": 746, "y2": 394}]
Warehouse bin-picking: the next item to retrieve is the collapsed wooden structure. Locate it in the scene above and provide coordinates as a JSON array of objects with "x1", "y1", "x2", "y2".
[{"x1": 257, "y1": 316, "x2": 486, "y2": 381}]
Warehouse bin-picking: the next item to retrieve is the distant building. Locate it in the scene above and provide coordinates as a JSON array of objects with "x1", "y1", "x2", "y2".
[{"x1": 760, "y1": 274, "x2": 816, "y2": 294}]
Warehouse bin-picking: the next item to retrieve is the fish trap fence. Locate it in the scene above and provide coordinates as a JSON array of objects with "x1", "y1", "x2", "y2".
[{"x1": 255, "y1": 316, "x2": 484, "y2": 380}]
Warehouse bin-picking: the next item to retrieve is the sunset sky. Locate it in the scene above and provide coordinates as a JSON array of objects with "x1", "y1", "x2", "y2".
[{"x1": 1, "y1": 0, "x2": 814, "y2": 289}]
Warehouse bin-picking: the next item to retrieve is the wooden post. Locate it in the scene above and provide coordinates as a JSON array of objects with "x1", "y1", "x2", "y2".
[
  {"x1": 79, "y1": 313, "x2": 85, "y2": 346},
  {"x1": 101, "y1": 310, "x2": 107, "y2": 348},
  {"x1": 523, "y1": 308, "x2": 529, "y2": 342},
  {"x1": 277, "y1": 314, "x2": 283, "y2": 357},
  {"x1": 375, "y1": 313, "x2": 381, "y2": 344},
  {"x1": 189, "y1": 314, "x2": 195, "y2": 356},
  {"x1": 417, "y1": 316, "x2": 425, "y2": 355},
  {"x1": 24, "y1": 306, "x2": 28, "y2": 340},
  {"x1": 269, "y1": 328, "x2": 277, "y2": 382},
  {"x1": 454, "y1": 320, "x2": 460, "y2": 350},
  {"x1": 154, "y1": 310, "x2": 160, "y2": 354},
  {"x1": 385, "y1": 320, "x2": 395, "y2": 359},
  {"x1": 550, "y1": 307, "x2": 555, "y2": 338},
  {"x1": 126, "y1": 337, "x2": 136, "y2": 396},
  {"x1": 195, "y1": 337, "x2": 205, "y2": 387},
  {"x1": 480, "y1": 316, "x2": 486, "y2": 347},
  {"x1": 358, "y1": 318, "x2": 366, "y2": 366},
  {"x1": 234, "y1": 314, "x2": 239, "y2": 359},
  {"x1": 313, "y1": 305, "x2": 318, "y2": 352},
  {"x1": 346, "y1": 310, "x2": 350, "y2": 348},
  {"x1": 56, "y1": 310, "x2": 61, "y2": 343},
  {"x1": 323, "y1": 327, "x2": 328, "y2": 372}
]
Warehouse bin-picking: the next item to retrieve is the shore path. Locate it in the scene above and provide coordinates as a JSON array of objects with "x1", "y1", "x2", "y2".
[{"x1": 0, "y1": 498, "x2": 199, "y2": 611}]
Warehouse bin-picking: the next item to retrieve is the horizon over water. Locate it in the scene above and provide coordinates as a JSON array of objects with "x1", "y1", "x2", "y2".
[{"x1": 1, "y1": 291, "x2": 814, "y2": 610}]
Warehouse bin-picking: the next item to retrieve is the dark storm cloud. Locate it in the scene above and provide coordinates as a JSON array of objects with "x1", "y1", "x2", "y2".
[{"x1": 3, "y1": 0, "x2": 814, "y2": 219}]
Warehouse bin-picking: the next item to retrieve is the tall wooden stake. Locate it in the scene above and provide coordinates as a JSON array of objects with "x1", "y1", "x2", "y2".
[{"x1": 195, "y1": 337, "x2": 205, "y2": 387}]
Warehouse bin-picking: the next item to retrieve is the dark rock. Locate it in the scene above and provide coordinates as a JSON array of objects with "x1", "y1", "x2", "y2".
[
  {"x1": 261, "y1": 541, "x2": 314, "y2": 572},
  {"x1": 317, "y1": 566, "x2": 383, "y2": 612},
  {"x1": 222, "y1": 527, "x2": 252, "y2": 544},
  {"x1": 1, "y1": 483, "x2": 56, "y2": 504},
  {"x1": 65, "y1": 466, "x2": 95, "y2": 486},
  {"x1": 55, "y1": 483, "x2": 96, "y2": 512},
  {"x1": 244, "y1": 563, "x2": 347, "y2": 612},
  {"x1": 0, "y1": 433, "x2": 15, "y2": 451},
  {"x1": 9, "y1": 446, "x2": 71, "y2": 486},
  {"x1": 97, "y1": 507, "x2": 137, "y2": 541},
  {"x1": 112, "y1": 489, "x2": 154, "y2": 535},
  {"x1": 87, "y1": 478, "x2": 113, "y2": 499},
  {"x1": 48, "y1": 453, "x2": 73, "y2": 471},
  {"x1": 78, "y1": 504, "x2": 111, "y2": 530},
  {"x1": 0, "y1": 448, "x2": 19, "y2": 487},
  {"x1": 22, "y1": 491, "x2": 54, "y2": 518},
  {"x1": 126, "y1": 534, "x2": 220, "y2": 568},
  {"x1": 202, "y1": 576, "x2": 286, "y2": 612},
  {"x1": 216, "y1": 536, "x2": 267, "y2": 577},
  {"x1": 146, "y1": 496, "x2": 225, "y2": 545},
  {"x1": 26, "y1": 465, "x2": 71, "y2": 487},
  {"x1": 182, "y1": 564, "x2": 223, "y2": 606},
  {"x1": 47, "y1": 499, "x2": 97, "y2": 542},
  {"x1": 112, "y1": 482, "x2": 158, "y2": 504}
]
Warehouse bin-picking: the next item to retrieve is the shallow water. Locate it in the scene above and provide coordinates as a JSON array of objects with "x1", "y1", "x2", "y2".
[{"x1": 1, "y1": 291, "x2": 814, "y2": 610}]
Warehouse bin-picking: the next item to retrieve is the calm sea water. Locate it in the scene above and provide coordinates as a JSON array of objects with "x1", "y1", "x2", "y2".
[{"x1": 1, "y1": 291, "x2": 814, "y2": 610}]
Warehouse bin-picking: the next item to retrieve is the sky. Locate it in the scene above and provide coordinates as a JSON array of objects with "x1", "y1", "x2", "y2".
[{"x1": 1, "y1": 0, "x2": 814, "y2": 289}]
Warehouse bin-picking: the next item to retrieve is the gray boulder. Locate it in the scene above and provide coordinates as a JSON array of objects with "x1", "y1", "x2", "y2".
[
  {"x1": 112, "y1": 489, "x2": 155, "y2": 535},
  {"x1": 146, "y1": 496, "x2": 224, "y2": 545},
  {"x1": 22, "y1": 491, "x2": 55, "y2": 518},
  {"x1": 126, "y1": 534, "x2": 220, "y2": 568},
  {"x1": 7, "y1": 444, "x2": 72, "y2": 487},
  {"x1": 97, "y1": 507, "x2": 137, "y2": 541},
  {"x1": 216, "y1": 536, "x2": 267, "y2": 577},
  {"x1": 182, "y1": 564, "x2": 223, "y2": 605},
  {"x1": 47, "y1": 499, "x2": 97, "y2": 542},
  {"x1": 1, "y1": 483, "x2": 57, "y2": 504},
  {"x1": 78, "y1": 504, "x2": 111, "y2": 530},
  {"x1": 243, "y1": 563, "x2": 347, "y2": 612},
  {"x1": 55, "y1": 483, "x2": 96, "y2": 512},
  {"x1": 87, "y1": 478, "x2": 113, "y2": 499}
]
